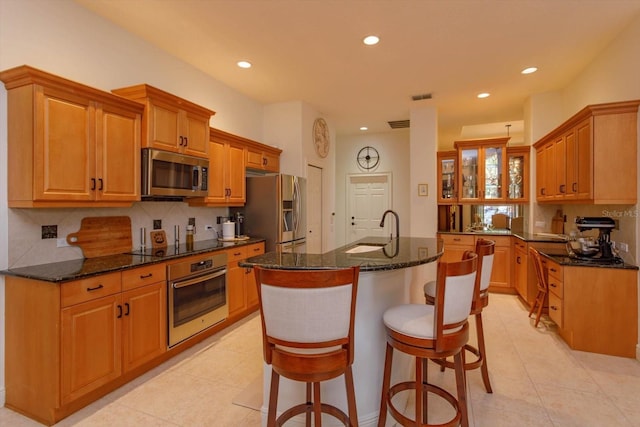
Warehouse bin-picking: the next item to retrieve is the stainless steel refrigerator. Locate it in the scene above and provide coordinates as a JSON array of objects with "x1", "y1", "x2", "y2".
[{"x1": 240, "y1": 174, "x2": 306, "y2": 253}]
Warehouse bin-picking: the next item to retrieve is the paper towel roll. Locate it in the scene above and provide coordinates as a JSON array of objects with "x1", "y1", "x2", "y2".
[{"x1": 223, "y1": 221, "x2": 235, "y2": 239}]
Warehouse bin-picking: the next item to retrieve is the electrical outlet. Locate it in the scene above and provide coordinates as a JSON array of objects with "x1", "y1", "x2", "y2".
[
  {"x1": 205, "y1": 225, "x2": 214, "y2": 231},
  {"x1": 535, "y1": 221, "x2": 546, "y2": 228},
  {"x1": 153, "y1": 220, "x2": 162, "y2": 230},
  {"x1": 618, "y1": 242, "x2": 629, "y2": 252},
  {"x1": 42, "y1": 225, "x2": 57, "y2": 239},
  {"x1": 56, "y1": 238, "x2": 70, "y2": 248}
]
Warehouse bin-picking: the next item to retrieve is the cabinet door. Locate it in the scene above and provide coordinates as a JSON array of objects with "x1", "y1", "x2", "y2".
[
  {"x1": 437, "y1": 151, "x2": 457, "y2": 203},
  {"x1": 574, "y1": 119, "x2": 592, "y2": 200},
  {"x1": 507, "y1": 147, "x2": 528, "y2": 202},
  {"x1": 246, "y1": 148, "x2": 264, "y2": 170},
  {"x1": 96, "y1": 103, "x2": 141, "y2": 202},
  {"x1": 244, "y1": 243, "x2": 265, "y2": 308},
  {"x1": 61, "y1": 294, "x2": 121, "y2": 404},
  {"x1": 182, "y1": 111, "x2": 209, "y2": 157},
  {"x1": 488, "y1": 237, "x2": 511, "y2": 291},
  {"x1": 262, "y1": 151, "x2": 280, "y2": 172},
  {"x1": 122, "y1": 282, "x2": 167, "y2": 373},
  {"x1": 542, "y1": 141, "x2": 557, "y2": 200},
  {"x1": 227, "y1": 142, "x2": 246, "y2": 204},
  {"x1": 35, "y1": 86, "x2": 95, "y2": 202},
  {"x1": 206, "y1": 139, "x2": 228, "y2": 203},
  {"x1": 147, "y1": 100, "x2": 181, "y2": 152},
  {"x1": 514, "y1": 246, "x2": 528, "y2": 299},
  {"x1": 482, "y1": 146, "x2": 504, "y2": 200},
  {"x1": 459, "y1": 147, "x2": 480, "y2": 201},
  {"x1": 553, "y1": 135, "x2": 567, "y2": 199},
  {"x1": 227, "y1": 260, "x2": 247, "y2": 317}
]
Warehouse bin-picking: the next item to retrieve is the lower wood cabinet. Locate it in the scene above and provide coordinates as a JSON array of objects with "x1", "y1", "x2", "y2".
[
  {"x1": 5, "y1": 263, "x2": 166, "y2": 425},
  {"x1": 226, "y1": 242, "x2": 265, "y2": 319}
]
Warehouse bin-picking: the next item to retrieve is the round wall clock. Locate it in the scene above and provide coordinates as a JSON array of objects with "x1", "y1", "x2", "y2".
[
  {"x1": 312, "y1": 118, "x2": 330, "y2": 158},
  {"x1": 357, "y1": 146, "x2": 380, "y2": 170}
]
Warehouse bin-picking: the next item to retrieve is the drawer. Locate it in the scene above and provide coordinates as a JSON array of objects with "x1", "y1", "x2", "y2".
[
  {"x1": 548, "y1": 275, "x2": 563, "y2": 298},
  {"x1": 486, "y1": 235, "x2": 511, "y2": 248},
  {"x1": 61, "y1": 272, "x2": 121, "y2": 308},
  {"x1": 440, "y1": 234, "x2": 474, "y2": 246},
  {"x1": 547, "y1": 262, "x2": 562, "y2": 291},
  {"x1": 122, "y1": 263, "x2": 166, "y2": 291},
  {"x1": 246, "y1": 242, "x2": 265, "y2": 257},
  {"x1": 548, "y1": 291, "x2": 563, "y2": 327},
  {"x1": 513, "y1": 239, "x2": 527, "y2": 251},
  {"x1": 226, "y1": 246, "x2": 248, "y2": 262}
]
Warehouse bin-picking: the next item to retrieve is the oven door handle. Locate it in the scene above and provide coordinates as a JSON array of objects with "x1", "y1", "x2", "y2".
[{"x1": 172, "y1": 268, "x2": 226, "y2": 289}]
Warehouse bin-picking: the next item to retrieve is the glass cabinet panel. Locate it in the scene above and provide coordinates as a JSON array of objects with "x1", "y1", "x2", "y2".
[
  {"x1": 437, "y1": 151, "x2": 457, "y2": 203},
  {"x1": 483, "y1": 147, "x2": 503, "y2": 199},
  {"x1": 460, "y1": 148, "x2": 479, "y2": 200},
  {"x1": 507, "y1": 146, "x2": 529, "y2": 202}
]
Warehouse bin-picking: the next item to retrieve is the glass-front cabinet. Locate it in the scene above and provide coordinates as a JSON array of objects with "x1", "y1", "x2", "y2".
[
  {"x1": 506, "y1": 146, "x2": 529, "y2": 202},
  {"x1": 437, "y1": 150, "x2": 457, "y2": 203},
  {"x1": 455, "y1": 137, "x2": 509, "y2": 203}
]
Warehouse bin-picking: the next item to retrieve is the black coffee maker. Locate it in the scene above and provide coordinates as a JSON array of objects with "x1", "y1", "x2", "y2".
[
  {"x1": 574, "y1": 216, "x2": 616, "y2": 259},
  {"x1": 234, "y1": 211, "x2": 245, "y2": 237}
]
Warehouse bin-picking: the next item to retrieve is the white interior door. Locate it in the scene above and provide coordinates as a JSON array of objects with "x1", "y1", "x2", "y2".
[
  {"x1": 306, "y1": 165, "x2": 323, "y2": 253},
  {"x1": 347, "y1": 173, "x2": 392, "y2": 243}
]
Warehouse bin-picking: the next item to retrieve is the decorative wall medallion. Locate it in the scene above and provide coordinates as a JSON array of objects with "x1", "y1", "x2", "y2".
[
  {"x1": 313, "y1": 117, "x2": 330, "y2": 158},
  {"x1": 357, "y1": 146, "x2": 380, "y2": 170}
]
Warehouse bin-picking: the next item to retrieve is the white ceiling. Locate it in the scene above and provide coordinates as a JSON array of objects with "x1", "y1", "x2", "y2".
[{"x1": 75, "y1": 0, "x2": 640, "y2": 140}]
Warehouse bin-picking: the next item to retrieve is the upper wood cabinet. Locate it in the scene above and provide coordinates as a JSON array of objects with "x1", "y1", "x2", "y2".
[
  {"x1": 533, "y1": 100, "x2": 640, "y2": 204},
  {"x1": 455, "y1": 137, "x2": 510, "y2": 203},
  {"x1": 112, "y1": 84, "x2": 214, "y2": 159},
  {"x1": 246, "y1": 142, "x2": 281, "y2": 172},
  {"x1": 437, "y1": 151, "x2": 457, "y2": 204},
  {"x1": 0, "y1": 66, "x2": 143, "y2": 208},
  {"x1": 506, "y1": 146, "x2": 530, "y2": 202}
]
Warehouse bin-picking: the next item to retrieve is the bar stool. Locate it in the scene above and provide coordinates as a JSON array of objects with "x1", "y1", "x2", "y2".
[
  {"x1": 379, "y1": 252, "x2": 477, "y2": 427},
  {"x1": 528, "y1": 247, "x2": 547, "y2": 327},
  {"x1": 253, "y1": 266, "x2": 360, "y2": 427},
  {"x1": 424, "y1": 239, "x2": 495, "y2": 393}
]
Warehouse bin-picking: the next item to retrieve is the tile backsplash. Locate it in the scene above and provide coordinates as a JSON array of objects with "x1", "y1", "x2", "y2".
[{"x1": 8, "y1": 202, "x2": 228, "y2": 268}]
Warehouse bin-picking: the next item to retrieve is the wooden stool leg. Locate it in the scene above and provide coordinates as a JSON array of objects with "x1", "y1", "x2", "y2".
[
  {"x1": 313, "y1": 382, "x2": 322, "y2": 427},
  {"x1": 415, "y1": 357, "x2": 424, "y2": 424},
  {"x1": 454, "y1": 351, "x2": 469, "y2": 427},
  {"x1": 377, "y1": 343, "x2": 393, "y2": 427},
  {"x1": 475, "y1": 312, "x2": 493, "y2": 393},
  {"x1": 344, "y1": 366, "x2": 359, "y2": 427},
  {"x1": 267, "y1": 369, "x2": 280, "y2": 427},
  {"x1": 305, "y1": 382, "x2": 312, "y2": 427}
]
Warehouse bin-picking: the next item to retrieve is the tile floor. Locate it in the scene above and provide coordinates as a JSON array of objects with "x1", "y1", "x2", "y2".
[{"x1": 1, "y1": 294, "x2": 639, "y2": 427}]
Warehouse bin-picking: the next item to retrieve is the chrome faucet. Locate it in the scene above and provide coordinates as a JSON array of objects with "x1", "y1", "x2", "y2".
[{"x1": 380, "y1": 210, "x2": 399, "y2": 240}]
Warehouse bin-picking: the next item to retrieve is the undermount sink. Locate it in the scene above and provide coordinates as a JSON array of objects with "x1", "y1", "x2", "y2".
[{"x1": 344, "y1": 243, "x2": 386, "y2": 254}]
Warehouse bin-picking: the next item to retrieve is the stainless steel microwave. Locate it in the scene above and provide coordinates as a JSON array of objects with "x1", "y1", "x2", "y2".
[{"x1": 141, "y1": 148, "x2": 208, "y2": 199}]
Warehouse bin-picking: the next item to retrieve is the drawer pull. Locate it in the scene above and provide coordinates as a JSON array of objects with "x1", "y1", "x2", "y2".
[
  {"x1": 140, "y1": 273, "x2": 153, "y2": 279},
  {"x1": 253, "y1": 248, "x2": 261, "y2": 252},
  {"x1": 86, "y1": 284, "x2": 104, "y2": 292},
  {"x1": 550, "y1": 305, "x2": 559, "y2": 311},
  {"x1": 550, "y1": 268, "x2": 557, "y2": 273},
  {"x1": 234, "y1": 251, "x2": 242, "y2": 256},
  {"x1": 550, "y1": 283, "x2": 557, "y2": 288},
  {"x1": 453, "y1": 238, "x2": 461, "y2": 242}
]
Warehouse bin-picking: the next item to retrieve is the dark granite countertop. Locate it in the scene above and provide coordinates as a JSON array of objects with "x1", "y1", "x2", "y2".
[
  {"x1": 1, "y1": 238, "x2": 266, "y2": 283},
  {"x1": 438, "y1": 230, "x2": 568, "y2": 243},
  {"x1": 239, "y1": 237, "x2": 443, "y2": 271},
  {"x1": 539, "y1": 251, "x2": 638, "y2": 270}
]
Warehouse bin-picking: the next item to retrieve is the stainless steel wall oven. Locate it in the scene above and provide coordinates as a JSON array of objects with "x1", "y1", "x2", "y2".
[{"x1": 167, "y1": 252, "x2": 228, "y2": 347}]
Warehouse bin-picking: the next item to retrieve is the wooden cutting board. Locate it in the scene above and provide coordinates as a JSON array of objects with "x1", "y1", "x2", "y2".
[{"x1": 67, "y1": 216, "x2": 133, "y2": 258}]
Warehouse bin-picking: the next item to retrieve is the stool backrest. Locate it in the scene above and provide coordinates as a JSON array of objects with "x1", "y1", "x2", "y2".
[
  {"x1": 475, "y1": 238, "x2": 495, "y2": 294},
  {"x1": 529, "y1": 247, "x2": 547, "y2": 292},
  {"x1": 253, "y1": 266, "x2": 360, "y2": 365},
  {"x1": 434, "y1": 252, "x2": 477, "y2": 347}
]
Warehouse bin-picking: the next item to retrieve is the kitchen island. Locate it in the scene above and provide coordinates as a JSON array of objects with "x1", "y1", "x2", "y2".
[{"x1": 240, "y1": 236, "x2": 443, "y2": 427}]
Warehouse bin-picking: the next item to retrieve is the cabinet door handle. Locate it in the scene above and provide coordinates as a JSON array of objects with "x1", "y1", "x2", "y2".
[
  {"x1": 90, "y1": 178, "x2": 96, "y2": 190},
  {"x1": 86, "y1": 284, "x2": 104, "y2": 292},
  {"x1": 179, "y1": 136, "x2": 184, "y2": 146},
  {"x1": 98, "y1": 178, "x2": 104, "y2": 191},
  {"x1": 117, "y1": 304, "x2": 123, "y2": 318},
  {"x1": 516, "y1": 256, "x2": 521, "y2": 264},
  {"x1": 184, "y1": 137, "x2": 188, "y2": 147},
  {"x1": 140, "y1": 273, "x2": 153, "y2": 279},
  {"x1": 572, "y1": 182, "x2": 577, "y2": 192},
  {"x1": 263, "y1": 157, "x2": 267, "y2": 166},
  {"x1": 541, "y1": 188, "x2": 546, "y2": 195},
  {"x1": 559, "y1": 184, "x2": 565, "y2": 194},
  {"x1": 124, "y1": 302, "x2": 130, "y2": 316}
]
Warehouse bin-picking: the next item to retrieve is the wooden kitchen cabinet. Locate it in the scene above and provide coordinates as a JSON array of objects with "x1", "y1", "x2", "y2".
[
  {"x1": 5, "y1": 263, "x2": 167, "y2": 425},
  {"x1": 513, "y1": 239, "x2": 528, "y2": 299},
  {"x1": 112, "y1": 84, "x2": 214, "y2": 159},
  {"x1": 545, "y1": 260, "x2": 637, "y2": 358},
  {"x1": 192, "y1": 128, "x2": 247, "y2": 206},
  {"x1": 455, "y1": 137, "x2": 509, "y2": 203},
  {"x1": 438, "y1": 233, "x2": 475, "y2": 263},
  {"x1": 226, "y1": 242, "x2": 265, "y2": 319},
  {"x1": 487, "y1": 236, "x2": 512, "y2": 292},
  {"x1": 437, "y1": 151, "x2": 457, "y2": 203},
  {"x1": 534, "y1": 100, "x2": 639, "y2": 204},
  {"x1": 246, "y1": 141, "x2": 281, "y2": 172},
  {"x1": 0, "y1": 65, "x2": 143, "y2": 208},
  {"x1": 506, "y1": 146, "x2": 529, "y2": 202},
  {"x1": 512, "y1": 239, "x2": 567, "y2": 307}
]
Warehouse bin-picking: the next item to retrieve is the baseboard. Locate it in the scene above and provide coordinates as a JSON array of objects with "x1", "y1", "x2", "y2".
[
  {"x1": 0, "y1": 385, "x2": 5, "y2": 407},
  {"x1": 636, "y1": 344, "x2": 640, "y2": 362}
]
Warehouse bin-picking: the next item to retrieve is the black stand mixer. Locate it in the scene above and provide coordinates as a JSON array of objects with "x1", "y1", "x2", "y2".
[{"x1": 572, "y1": 216, "x2": 617, "y2": 260}]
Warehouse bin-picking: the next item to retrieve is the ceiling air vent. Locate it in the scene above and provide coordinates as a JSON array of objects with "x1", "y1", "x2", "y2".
[{"x1": 388, "y1": 119, "x2": 410, "y2": 129}]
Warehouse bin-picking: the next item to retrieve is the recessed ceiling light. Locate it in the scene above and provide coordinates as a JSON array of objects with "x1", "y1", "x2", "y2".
[
  {"x1": 477, "y1": 92, "x2": 490, "y2": 99},
  {"x1": 237, "y1": 61, "x2": 252, "y2": 69},
  {"x1": 360, "y1": 126, "x2": 368, "y2": 131},
  {"x1": 363, "y1": 35, "x2": 380, "y2": 46},
  {"x1": 521, "y1": 67, "x2": 538, "y2": 74}
]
